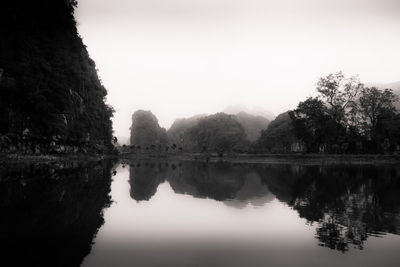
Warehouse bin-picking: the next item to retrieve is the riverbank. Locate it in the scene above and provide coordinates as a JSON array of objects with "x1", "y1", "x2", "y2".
[
  {"x1": 120, "y1": 152, "x2": 400, "y2": 165},
  {"x1": 0, "y1": 153, "x2": 118, "y2": 164},
  {"x1": 2, "y1": 152, "x2": 400, "y2": 165}
]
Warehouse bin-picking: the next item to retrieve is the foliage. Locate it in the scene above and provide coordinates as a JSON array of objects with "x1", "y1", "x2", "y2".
[
  {"x1": 0, "y1": 0, "x2": 113, "y2": 150},
  {"x1": 358, "y1": 87, "x2": 399, "y2": 138},
  {"x1": 185, "y1": 113, "x2": 247, "y2": 152},
  {"x1": 257, "y1": 112, "x2": 297, "y2": 152},
  {"x1": 287, "y1": 72, "x2": 400, "y2": 153},
  {"x1": 289, "y1": 97, "x2": 345, "y2": 152},
  {"x1": 316, "y1": 71, "x2": 363, "y2": 126}
]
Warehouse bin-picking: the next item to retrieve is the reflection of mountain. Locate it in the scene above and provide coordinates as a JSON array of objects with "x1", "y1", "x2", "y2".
[
  {"x1": 128, "y1": 160, "x2": 400, "y2": 253},
  {"x1": 0, "y1": 160, "x2": 115, "y2": 267},
  {"x1": 129, "y1": 161, "x2": 168, "y2": 201},
  {"x1": 128, "y1": 161, "x2": 275, "y2": 203}
]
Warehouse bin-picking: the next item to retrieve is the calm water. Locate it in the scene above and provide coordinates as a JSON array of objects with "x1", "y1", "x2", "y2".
[{"x1": 1, "y1": 160, "x2": 400, "y2": 267}]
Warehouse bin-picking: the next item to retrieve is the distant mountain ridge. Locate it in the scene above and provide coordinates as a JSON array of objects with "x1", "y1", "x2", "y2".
[
  {"x1": 167, "y1": 111, "x2": 269, "y2": 143},
  {"x1": 167, "y1": 114, "x2": 206, "y2": 146}
]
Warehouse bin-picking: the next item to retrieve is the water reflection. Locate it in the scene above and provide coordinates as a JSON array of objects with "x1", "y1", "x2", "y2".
[
  {"x1": 2, "y1": 159, "x2": 400, "y2": 267},
  {"x1": 0, "y1": 160, "x2": 115, "y2": 267},
  {"x1": 128, "y1": 160, "x2": 400, "y2": 253}
]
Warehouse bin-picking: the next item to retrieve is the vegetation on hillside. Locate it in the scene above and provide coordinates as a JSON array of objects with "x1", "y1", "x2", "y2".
[
  {"x1": 234, "y1": 112, "x2": 269, "y2": 142},
  {"x1": 256, "y1": 112, "x2": 298, "y2": 152},
  {"x1": 0, "y1": 0, "x2": 114, "y2": 154}
]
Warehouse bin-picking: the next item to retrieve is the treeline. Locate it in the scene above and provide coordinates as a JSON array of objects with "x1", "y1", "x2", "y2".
[
  {"x1": 0, "y1": 0, "x2": 114, "y2": 154},
  {"x1": 128, "y1": 72, "x2": 399, "y2": 155},
  {"x1": 258, "y1": 72, "x2": 400, "y2": 154}
]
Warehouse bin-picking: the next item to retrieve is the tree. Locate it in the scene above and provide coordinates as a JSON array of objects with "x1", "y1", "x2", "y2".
[
  {"x1": 257, "y1": 112, "x2": 298, "y2": 152},
  {"x1": 358, "y1": 87, "x2": 399, "y2": 138},
  {"x1": 316, "y1": 71, "x2": 364, "y2": 126},
  {"x1": 290, "y1": 98, "x2": 343, "y2": 152}
]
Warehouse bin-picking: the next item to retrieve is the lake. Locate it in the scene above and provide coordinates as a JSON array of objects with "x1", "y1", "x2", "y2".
[{"x1": 1, "y1": 159, "x2": 400, "y2": 267}]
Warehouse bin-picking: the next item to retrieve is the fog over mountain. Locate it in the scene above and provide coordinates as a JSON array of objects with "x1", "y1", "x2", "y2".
[{"x1": 223, "y1": 105, "x2": 275, "y2": 121}]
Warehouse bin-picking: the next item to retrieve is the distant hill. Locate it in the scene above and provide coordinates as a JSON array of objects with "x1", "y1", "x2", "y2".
[
  {"x1": 167, "y1": 114, "x2": 206, "y2": 146},
  {"x1": 234, "y1": 112, "x2": 270, "y2": 142},
  {"x1": 223, "y1": 105, "x2": 275, "y2": 121},
  {"x1": 168, "y1": 111, "x2": 269, "y2": 143},
  {"x1": 257, "y1": 111, "x2": 299, "y2": 152},
  {"x1": 183, "y1": 113, "x2": 247, "y2": 152},
  {"x1": 166, "y1": 112, "x2": 250, "y2": 152}
]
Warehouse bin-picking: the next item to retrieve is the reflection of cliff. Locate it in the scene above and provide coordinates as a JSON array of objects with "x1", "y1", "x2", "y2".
[
  {"x1": 168, "y1": 162, "x2": 247, "y2": 201},
  {"x1": 127, "y1": 161, "x2": 400, "y2": 253},
  {"x1": 129, "y1": 161, "x2": 167, "y2": 201},
  {"x1": 0, "y1": 160, "x2": 115, "y2": 267}
]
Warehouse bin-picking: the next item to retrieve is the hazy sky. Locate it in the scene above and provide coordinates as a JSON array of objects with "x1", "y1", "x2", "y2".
[{"x1": 76, "y1": 0, "x2": 400, "y2": 138}]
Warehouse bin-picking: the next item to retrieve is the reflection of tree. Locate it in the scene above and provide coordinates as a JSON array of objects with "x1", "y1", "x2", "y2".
[
  {"x1": 257, "y1": 164, "x2": 400, "y2": 252},
  {"x1": 127, "y1": 160, "x2": 400, "y2": 253},
  {"x1": 0, "y1": 160, "x2": 115, "y2": 267},
  {"x1": 316, "y1": 216, "x2": 349, "y2": 252}
]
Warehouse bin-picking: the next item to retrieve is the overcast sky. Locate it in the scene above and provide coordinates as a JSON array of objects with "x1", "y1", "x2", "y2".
[{"x1": 76, "y1": 0, "x2": 400, "y2": 139}]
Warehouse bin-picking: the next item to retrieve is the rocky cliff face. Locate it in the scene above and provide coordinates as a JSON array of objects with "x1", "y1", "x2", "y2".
[
  {"x1": 130, "y1": 110, "x2": 167, "y2": 149},
  {"x1": 0, "y1": 0, "x2": 113, "y2": 153}
]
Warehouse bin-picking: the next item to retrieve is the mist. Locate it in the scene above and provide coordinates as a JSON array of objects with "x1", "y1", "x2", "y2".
[{"x1": 75, "y1": 0, "x2": 400, "y2": 139}]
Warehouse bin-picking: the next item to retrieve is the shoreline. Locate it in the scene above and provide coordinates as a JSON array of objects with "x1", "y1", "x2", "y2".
[
  {"x1": 0, "y1": 153, "x2": 118, "y2": 165},
  {"x1": 1, "y1": 152, "x2": 399, "y2": 165},
  {"x1": 120, "y1": 152, "x2": 400, "y2": 165}
]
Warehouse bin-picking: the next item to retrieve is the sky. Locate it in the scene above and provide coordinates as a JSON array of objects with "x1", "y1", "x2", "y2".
[{"x1": 75, "y1": 0, "x2": 400, "y2": 139}]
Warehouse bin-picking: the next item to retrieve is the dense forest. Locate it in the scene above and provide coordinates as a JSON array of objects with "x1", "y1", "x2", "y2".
[
  {"x1": 127, "y1": 72, "x2": 400, "y2": 155},
  {"x1": 0, "y1": 0, "x2": 114, "y2": 154}
]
